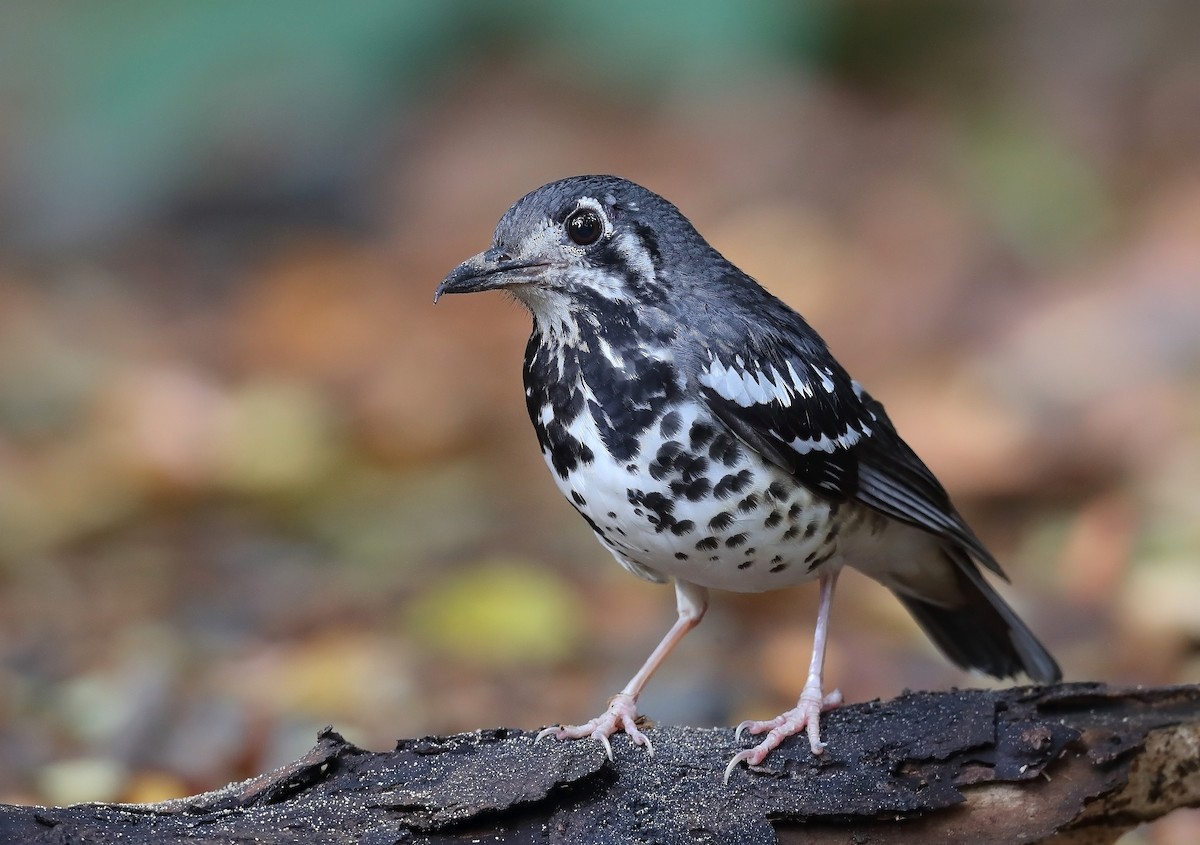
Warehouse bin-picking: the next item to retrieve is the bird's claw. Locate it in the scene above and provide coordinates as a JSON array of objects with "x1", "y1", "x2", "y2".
[
  {"x1": 724, "y1": 686, "x2": 843, "y2": 783},
  {"x1": 533, "y1": 693, "x2": 653, "y2": 760},
  {"x1": 723, "y1": 747, "x2": 759, "y2": 784}
]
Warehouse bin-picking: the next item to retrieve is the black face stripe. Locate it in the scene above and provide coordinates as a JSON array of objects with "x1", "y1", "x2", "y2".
[
  {"x1": 589, "y1": 233, "x2": 667, "y2": 305},
  {"x1": 633, "y1": 222, "x2": 662, "y2": 267}
]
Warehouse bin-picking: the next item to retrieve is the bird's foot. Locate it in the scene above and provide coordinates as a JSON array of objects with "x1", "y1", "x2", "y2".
[
  {"x1": 724, "y1": 682, "x2": 842, "y2": 782},
  {"x1": 535, "y1": 692, "x2": 653, "y2": 760}
]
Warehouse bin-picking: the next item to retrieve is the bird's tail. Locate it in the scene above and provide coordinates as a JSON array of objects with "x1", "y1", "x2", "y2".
[{"x1": 892, "y1": 550, "x2": 1061, "y2": 683}]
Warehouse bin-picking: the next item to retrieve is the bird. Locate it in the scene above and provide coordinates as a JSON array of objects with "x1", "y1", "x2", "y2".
[{"x1": 434, "y1": 175, "x2": 1061, "y2": 781}]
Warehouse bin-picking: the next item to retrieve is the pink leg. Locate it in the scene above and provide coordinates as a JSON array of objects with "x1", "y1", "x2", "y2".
[
  {"x1": 537, "y1": 580, "x2": 708, "y2": 759},
  {"x1": 725, "y1": 570, "x2": 843, "y2": 782}
]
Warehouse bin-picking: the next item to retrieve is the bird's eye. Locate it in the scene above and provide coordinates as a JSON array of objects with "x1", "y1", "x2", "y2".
[{"x1": 565, "y1": 208, "x2": 603, "y2": 246}]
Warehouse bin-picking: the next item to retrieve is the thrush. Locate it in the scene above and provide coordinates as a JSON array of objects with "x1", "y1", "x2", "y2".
[{"x1": 434, "y1": 175, "x2": 1060, "y2": 780}]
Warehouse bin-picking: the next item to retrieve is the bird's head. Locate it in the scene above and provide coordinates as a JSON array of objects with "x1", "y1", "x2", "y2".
[{"x1": 435, "y1": 176, "x2": 715, "y2": 328}]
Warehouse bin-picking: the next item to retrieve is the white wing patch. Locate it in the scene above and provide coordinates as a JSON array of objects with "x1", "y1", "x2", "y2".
[
  {"x1": 777, "y1": 426, "x2": 867, "y2": 455},
  {"x1": 699, "y1": 354, "x2": 814, "y2": 408},
  {"x1": 700, "y1": 354, "x2": 876, "y2": 456},
  {"x1": 811, "y1": 364, "x2": 836, "y2": 394}
]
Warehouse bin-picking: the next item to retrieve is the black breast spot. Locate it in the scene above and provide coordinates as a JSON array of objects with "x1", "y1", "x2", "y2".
[
  {"x1": 628, "y1": 489, "x2": 685, "y2": 535},
  {"x1": 714, "y1": 469, "x2": 753, "y2": 499},
  {"x1": 649, "y1": 441, "x2": 684, "y2": 481},
  {"x1": 577, "y1": 320, "x2": 681, "y2": 463},
  {"x1": 670, "y1": 477, "x2": 712, "y2": 502},
  {"x1": 675, "y1": 453, "x2": 710, "y2": 483},
  {"x1": 708, "y1": 511, "x2": 735, "y2": 532},
  {"x1": 659, "y1": 410, "x2": 682, "y2": 438},
  {"x1": 542, "y1": 419, "x2": 595, "y2": 479},
  {"x1": 708, "y1": 433, "x2": 743, "y2": 467},
  {"x1": 805, "y1": 547, "x2": 836, "y2": 571},
  {"x1": 688, "y1": 421, "x2": 716, "y2": 450},
  {"x1": 766, "y1": 481, "x2": 790, "y2": 502},
  {"x1": 670, "y1": 519, "x2": 696, "y2": 536}
]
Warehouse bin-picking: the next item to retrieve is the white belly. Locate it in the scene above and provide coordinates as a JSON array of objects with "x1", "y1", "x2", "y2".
[{"x1": 542, "y1": 399, "x2": 842, "y2": 592}]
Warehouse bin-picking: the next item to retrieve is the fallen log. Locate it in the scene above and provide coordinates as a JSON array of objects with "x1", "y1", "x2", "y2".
[{"x1": 2, "y1": 683, "x2": 1197, "y2": 844}]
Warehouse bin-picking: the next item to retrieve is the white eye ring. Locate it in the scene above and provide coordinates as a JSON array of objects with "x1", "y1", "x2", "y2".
[
  {"x1": 564, "y1": 197, "x2": 611, "y2": 248},
  {"x1": 566, "y1": 208, "x2": 603, "y2": 246}
]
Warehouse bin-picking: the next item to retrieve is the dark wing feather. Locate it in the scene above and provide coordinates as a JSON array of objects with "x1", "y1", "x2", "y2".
[
  {"x1": 853, "y1": 391, "x2": 1004, "y2": 577},
  {"x1": 697, "y1": 332, "x2": 1004, "y2": 577},
  {"x1": 698, "y1": 333, "x2": 865, "y2": 500}
]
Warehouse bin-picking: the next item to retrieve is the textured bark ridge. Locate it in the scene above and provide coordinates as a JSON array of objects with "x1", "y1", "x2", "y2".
[{"x1": 3, "y1": 683, "x2": 1198, "y2": 844}]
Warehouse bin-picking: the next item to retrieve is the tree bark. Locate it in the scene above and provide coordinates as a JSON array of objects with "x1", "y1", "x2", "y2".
[{"x1": 3, "y1": 683, "x2": 1197, "y2": 845}]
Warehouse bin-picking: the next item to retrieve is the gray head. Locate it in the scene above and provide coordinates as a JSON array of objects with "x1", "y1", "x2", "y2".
[{"x1": 435, "y1": 175, "x2": 731, "y2": 327}]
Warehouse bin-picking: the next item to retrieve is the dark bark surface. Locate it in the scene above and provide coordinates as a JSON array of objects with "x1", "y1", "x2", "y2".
[{"x1": 3, "y1": 683, "x2": 1197, "y2": 845}]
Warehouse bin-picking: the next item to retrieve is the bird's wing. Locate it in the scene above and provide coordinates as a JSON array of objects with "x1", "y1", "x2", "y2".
[{"x1": 697, "y1": 333, "x2": 1004, "y2": 576}]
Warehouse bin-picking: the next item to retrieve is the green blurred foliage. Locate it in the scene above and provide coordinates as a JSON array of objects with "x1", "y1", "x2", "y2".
[
  {"x1": 406, "y1": 558, "x2": 583, "y2": 666},
  {"x1": 0, "y1": 1, "x2": 831, "y2": 247},
  {"x1": 961, "y1": 112, "x2": 1114, "y2": 261}
]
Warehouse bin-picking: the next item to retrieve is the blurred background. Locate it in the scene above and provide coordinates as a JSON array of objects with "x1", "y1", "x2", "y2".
[{"x1": 0, "y1": 2, "x2": 1197, "y2": 839}]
